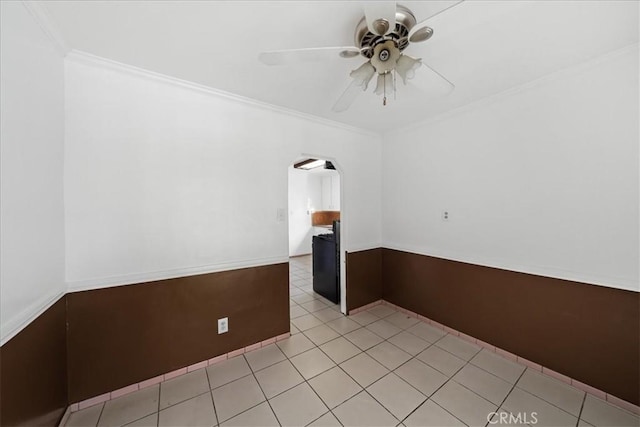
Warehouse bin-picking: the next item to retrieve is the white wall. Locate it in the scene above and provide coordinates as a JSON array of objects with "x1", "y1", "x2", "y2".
[
  {"x1": 64, "y1": 53, "x2": 382, "y2": 290},
  {"x1": 288, "y1": 167, "x2": 322, "y2": 256},
  {"x1": 0, "y1": 2, "x2": 66, "y2": 344},
  {"x1": 382, "y1": 46, "x2": 639, "y2": 291}
]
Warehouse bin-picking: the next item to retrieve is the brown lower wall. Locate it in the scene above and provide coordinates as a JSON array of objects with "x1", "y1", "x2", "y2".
[
  {"x1": 0, "y1": 297, "x2": 68, "y2": 426},
  {"x1": 66, "y1": 263, "x2": 289, "y2": 403},
  {"x1": 346, "y1": 248, "x2": 382, "y2": 312},
  {"x1": 382, "y1": 248, "x2": 640, "y2": 405}
]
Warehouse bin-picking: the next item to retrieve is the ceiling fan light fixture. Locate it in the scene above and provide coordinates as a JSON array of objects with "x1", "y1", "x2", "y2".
[
  {"x1": 350, "y1": 61, "x2": 376, "y2": 90},
  {"x1": 396, "y1": 55, "x2": 422, "y2": 84},
  {"x1": 374, "y1": 73, "x2": 394, "y2": 96},
  {"x1": 260, "y1": 2, "x2": 461, "y2": 112}
]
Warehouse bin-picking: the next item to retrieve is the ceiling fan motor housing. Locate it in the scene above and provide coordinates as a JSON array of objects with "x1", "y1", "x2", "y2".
[
  {"x1": 371, "y1": 41, "x2": 400, "y2": 73},
  {"x1": 355, "y1": 4, "x2": 417, "y2": 59}
]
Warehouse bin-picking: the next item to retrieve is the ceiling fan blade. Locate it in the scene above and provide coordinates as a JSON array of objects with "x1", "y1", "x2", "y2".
[
  {"x1": 364, "y1": 1, "x2": 397, "y2": 36},
  {"x1": 409, "y1": 0, "x2": 464, "y2": 42},
  {"x1": 332, "y1": 79, "x2": 364, "y2": 113},
  {"x1": 409, "y1": 62, "x2": 455, "y2": 96},
  {"x1": 259, "y1": 47, "x2": 361, "y2": 66}
]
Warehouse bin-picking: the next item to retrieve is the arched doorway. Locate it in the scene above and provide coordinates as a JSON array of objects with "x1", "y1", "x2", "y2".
[{"x1": 287, "y1": 156, "x2": 346, "y2": 315}]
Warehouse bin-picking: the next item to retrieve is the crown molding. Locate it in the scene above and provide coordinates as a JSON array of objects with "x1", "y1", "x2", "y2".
[
  {"x1": 21, "y1": 1, "x2": 70, "y2": 57},
  {"x1": 65, "y1": 50, "x2": 379, "y2": 139},
  {"x1": 384, "y1": 42, "x2": 640, "y2": 138},
  {"x1": 17, "y1": 1, "x2": 638, "y2": 139}
]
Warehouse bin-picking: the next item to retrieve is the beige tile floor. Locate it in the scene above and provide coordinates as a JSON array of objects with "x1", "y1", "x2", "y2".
[{"x1": 66, "y1": 255, "x2": 639, "y2": 427}]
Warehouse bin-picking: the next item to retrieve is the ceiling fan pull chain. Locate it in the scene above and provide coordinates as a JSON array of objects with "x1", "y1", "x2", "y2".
[{"x1": 383, "y1": 73, "x2": 387, "y2": 106}]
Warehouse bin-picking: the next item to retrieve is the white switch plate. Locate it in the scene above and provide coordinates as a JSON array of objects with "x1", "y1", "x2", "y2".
[
  {"x1": 276, "y1": 208, "x2": 286, "y2": 223},
  {"x1": 218, "y1": 317, "x2": 228, "y2": 334}
]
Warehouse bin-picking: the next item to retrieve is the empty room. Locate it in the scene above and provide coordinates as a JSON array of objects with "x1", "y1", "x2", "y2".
[{"x1": 0, "y1": 1, "x2": 638, "y2": 426}]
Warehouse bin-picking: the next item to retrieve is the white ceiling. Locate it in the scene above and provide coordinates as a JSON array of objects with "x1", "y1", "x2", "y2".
[{"x1": 43, "y1": 1, "x2": 638, "y2": 133}]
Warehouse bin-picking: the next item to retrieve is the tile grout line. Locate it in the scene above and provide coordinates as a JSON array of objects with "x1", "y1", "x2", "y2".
[
  {"x1": 307, "y1": 314, "x2": 409, "y2": 425},
  {"x1": 409, "y1": 350, "x2": 476, "y2": 424},
  {"x1": 345, "y1": 313, "x2": 500, "y2": 426},
  {"x1": 483, "y1": 362, "x2": 530, "y2": 427},
  {"x1": 203, "y1": 362, "x2": 220, "y2": 427},
  {"x1": 381, "y1": 321, "x2": 521, "y2": 426},
  {"x1": 362, "y1": 388, "x2": 404, "y2": 425},
  {"x1": 510, "y1": 376, "x2": 585, "y2": 421},
  {"x1": 210, "y1": 373, "x2": 270, "y2": 424},
  {"x1": 155, "y1": 377, "x2": 161, "y2": 427},
  {"x1": 294, "y1": 276, "x2": 461, "y2": 426},
  {"x1": 206, "y1": 358, "x2": 278, "y2": 424},
  {"x1": 387, "y1": 344, "x2": 464, "y2": 425},
  {"x1": 147, "y1": 372, "x2": 233, "y2": 424},
  {"x1": 385, "y1": 324, "x2": 561, "y2": 427},
  {"x1": 94, "y1": 402, "x2": 106, "y2": 427},
  {"x1": 293, "y1": 262, "x2": 425, "y2": 425},
  {"x1": 285, "y1": 291, "x2": 402, "y2": 426},
  {"x1": 576, "y1": 391, "x2": 588, "y2": 427},
  {"x1": 311, "y1": 342, "x2": 398, "y2": 425},
  {"x1": 244, "y1": 353, "x2": 284, "y2": 427},
  {"x1": 274, "y1": 318, "x2": 337, "y2": 426}
]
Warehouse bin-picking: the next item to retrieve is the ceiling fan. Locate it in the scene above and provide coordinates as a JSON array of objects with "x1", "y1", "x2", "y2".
[{"x1": 258, "y1": 1, "x2": 463, "y2": 112}]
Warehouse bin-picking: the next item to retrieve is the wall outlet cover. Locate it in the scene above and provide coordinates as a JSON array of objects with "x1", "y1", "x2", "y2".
[{"x1": 218, "y1": 317, "x2": 228, "y2": 334}]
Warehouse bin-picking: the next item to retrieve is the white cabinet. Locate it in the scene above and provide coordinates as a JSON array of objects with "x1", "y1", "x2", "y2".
[{"x1": 321, "y1": 172, "x2": 340, "y2": 210}]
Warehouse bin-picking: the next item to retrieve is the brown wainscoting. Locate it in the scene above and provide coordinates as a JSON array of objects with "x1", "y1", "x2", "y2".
[
  {"x1": 0, "y1": 296, "x2": 68, "y2": 426},
  {"x1": 66, "y1": 263, "x2": 288, "y2": 403},
  {"x1": 382, "y1": 248, "x2": 640, "y2": 405},
  {"x1": 346, "y1": 248, "x2": 382, "y2": 312}
]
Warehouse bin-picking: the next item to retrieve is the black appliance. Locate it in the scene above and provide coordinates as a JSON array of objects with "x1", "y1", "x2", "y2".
[{"x1": 312, "y1": 220, "x2": 340, "y2": 304}]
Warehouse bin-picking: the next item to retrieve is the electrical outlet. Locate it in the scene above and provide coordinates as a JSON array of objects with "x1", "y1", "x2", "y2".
[
  {"x1": 442, "y1": 211, "x2": 450, "y2": 221},
  {"x1": 217, "y1": 317, "x2": 228, "y2": 334}
]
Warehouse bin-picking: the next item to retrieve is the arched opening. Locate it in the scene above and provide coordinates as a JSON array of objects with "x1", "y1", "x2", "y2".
[{"x1": 287, "y1": 156, "x2": 346, "y2": 315}]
